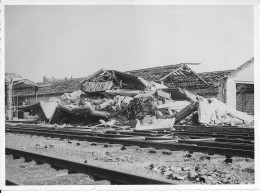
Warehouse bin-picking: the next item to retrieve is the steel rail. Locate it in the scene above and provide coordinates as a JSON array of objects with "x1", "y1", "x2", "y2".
[
  {"x1": 6, "y1": 123, "x2": 254, "y2": 134},
  {"x1": 173, "y1": 125, "x2": 254, "y2": 133},
  {"x1": 6, "y1": 125, "x2": 254, "y2": 138},
  {"x1": 177, "y1": 140, "x2": 254, "y2": 151},
  {"x1": 6, "y1": 128, "x2": 254, "y2": 158},
  {"x1": 6, "y1": 127, "x2": 254, "y2": 143},
  {"x1": 6, "y1": 147, "x2": 173, "y2": 185},
  {"x1": 6, "y1": 126, "x2": 167, "y2": 138},
  {"x1": 132, "y1": 130, "x2": 254, "y2": 139},
  {"x1": 115, "y1": 129, "x2": 254, "y2": 136},
  {"x1": 117, "y1": 130, "x2": 254, "y2": 141},
  {"x1": 6, "y1": 177, "x2": 21, "y2": 185},
  {"x1": 6, "y1": 127, "x2": 252, "y2": 145}
]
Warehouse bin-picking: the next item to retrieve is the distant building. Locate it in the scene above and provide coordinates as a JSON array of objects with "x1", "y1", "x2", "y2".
[
  {"x1": 14, "y1": 78, "x2": 85, "y2": 106},
  {"x1": 43, "y1": 75, "x2": 73, "y2": 83}
]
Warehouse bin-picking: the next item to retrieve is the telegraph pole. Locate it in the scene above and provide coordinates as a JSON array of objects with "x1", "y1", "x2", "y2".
[{"x1": 5, "y1": 73, "x2": 20, "y2": 120}]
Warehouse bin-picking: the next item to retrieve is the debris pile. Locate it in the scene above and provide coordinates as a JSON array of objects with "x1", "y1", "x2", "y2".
[{"x1": 20, "y1": 69, "x2": 254, "y2": 129}]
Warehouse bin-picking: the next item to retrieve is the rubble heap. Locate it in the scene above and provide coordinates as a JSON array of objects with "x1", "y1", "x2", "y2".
[{"x1": 20, "y1": 69, "x2": 254, "y2": 129}]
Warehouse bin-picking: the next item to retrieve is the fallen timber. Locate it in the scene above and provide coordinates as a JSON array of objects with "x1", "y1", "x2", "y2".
[
  {"x1": 6, "y1": 127, "x2": 254, "y2": 159},
  {"x1": 6, "y1": 147, "x2": 173, "y2": 185}
]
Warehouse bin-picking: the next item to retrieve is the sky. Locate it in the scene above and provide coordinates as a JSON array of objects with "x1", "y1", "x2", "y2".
[{"x1": 5, "y1": 5, "x2": 254, "y2": 83}]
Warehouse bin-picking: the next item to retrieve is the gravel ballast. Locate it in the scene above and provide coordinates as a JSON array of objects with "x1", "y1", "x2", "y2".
[{"x1": 5, "y1": 133, "x2": 254, "y2": 185}]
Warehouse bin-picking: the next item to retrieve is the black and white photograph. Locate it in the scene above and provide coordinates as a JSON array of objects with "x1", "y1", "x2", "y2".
[{"x1": 1, "y1": 0, "x2": 259, "y2": 191}]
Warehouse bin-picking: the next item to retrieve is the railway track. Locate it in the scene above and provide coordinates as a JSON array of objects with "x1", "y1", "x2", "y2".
[
  {"x1": 6, "y1": 125, "x2": 254, "y2": 159},
  {"x1": 6, "y1": 147, "x2": 174, "y2": 185}
]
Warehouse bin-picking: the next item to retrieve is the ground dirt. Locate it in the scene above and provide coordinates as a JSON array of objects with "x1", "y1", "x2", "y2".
[{"x1": 5, "y1": 133, "x2": 254, "y2": 185}]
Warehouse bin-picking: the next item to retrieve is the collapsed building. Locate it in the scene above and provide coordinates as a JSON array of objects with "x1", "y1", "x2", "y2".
[{"x1": 7, "y1": 58, "x2": 254, "y2": 129}]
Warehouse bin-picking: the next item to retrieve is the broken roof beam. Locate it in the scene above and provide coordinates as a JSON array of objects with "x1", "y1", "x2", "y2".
[
  {"x1": 79, "y1": 68, "x2": 105, "y2": 84},
  {"x1": 111, "y1": 70, "x2": 149, "y2": 90},
  {"x1": 158, "y1": 64, "x2": 209, "y2": 88}
]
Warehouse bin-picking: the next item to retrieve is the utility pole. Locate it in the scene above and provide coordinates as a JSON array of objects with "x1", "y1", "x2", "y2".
[{"x1": 5, "y1": 73, "x2": 20, "y2": 120}]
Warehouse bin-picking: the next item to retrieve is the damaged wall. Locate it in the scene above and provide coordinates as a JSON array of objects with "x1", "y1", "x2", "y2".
[{"x1": 218, "y1": 58, "x2": 254, "y2": 114}]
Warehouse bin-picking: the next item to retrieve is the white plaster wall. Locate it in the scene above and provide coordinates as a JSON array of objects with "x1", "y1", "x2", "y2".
[
  {"x1": 223, "y1": 62, "x2": 254, "y2": 110},
  {"x1": 225, "y1": 78, "x2": 236, "y2": 109},
  {"x1": 233, "y1": 63, "x2": 254, "y2": 83}
]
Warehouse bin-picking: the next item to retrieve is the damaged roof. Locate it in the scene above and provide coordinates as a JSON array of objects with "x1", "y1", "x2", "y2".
[
  {"x1": 80, "y1": 69, "x2": 149, "y2": 91},
  {"x1": 14, "y1": 77, "x2": 85, "y2": 96},
  {"x1": 128, "y1": 64, "x2": 210, "y2": 89},
  {"x1": 197, "y1": 70, "x2": 234, "y2": 86},
  {"x1": 127, "y1": 64, "x2": 183, "y2": 81}
]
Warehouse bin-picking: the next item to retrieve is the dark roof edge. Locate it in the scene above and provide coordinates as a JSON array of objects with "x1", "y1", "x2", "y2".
[{"x1": 14, "y1": 90, "x2": 75, "y2": 97}]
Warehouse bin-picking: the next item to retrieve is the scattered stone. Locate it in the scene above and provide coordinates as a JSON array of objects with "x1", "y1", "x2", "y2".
[
  {"x1": 206, "y1": 176, "x2": 218, "y2": 184},
  {"x1": 185, "y1": 153, "x2": 192, "y2": 158},
  {"x1": 207, "y1": 176, "x2": 213, "y2": 181},
  {"x1": 121, "y1": 146, "x2": 126, "y2": 150},
  {"x1": 200, "y1": 169, "x2": 208, "y2": 174},
  {"x1": 105, "y1": 158, "x2": 113, "y2": 162},
  {"x1": 160, "y1": 166, "x2": 167, "y2": 173},
  {"x1": 152, "y1": 166, "x2": 161, "y2": 172},
  {"x1": 49, "y1": 145, "x2": 54, "y2": 148},
  {"x1": 222, "y1": 179, "x2": 230, "y2": 184},
  {"x1": 246, "y1": 158, "x2": 252, "y2": 162},
  {"x1": 148, "y1": 150, "x2": 157, "y2": 154},
  {"x1": 148, "y1": 163, "x2": 159, "y2": 170},
  {"x1": 198, "y1": 176, "x2": 206, "y2": 183},
  {"x1": 162, "y1": 151, "x2": 172, "y2": 155},
  {"x1": 84, "y1": 160, "x2": 88, "y2": 163},
  {"x1": 172, "y1": 175, "x2": 185, "y2": 180},
  {"x1": 211, "y1": 173, "x2": 217, "y2": 178},
  {"x1": 68, "y1": 141, "x2": 72, "y2": 144},
  {"x1": 116, "y1": 156, "x2": 124, "y2": 161},
  {"x1": 105, "y1": 151, "x2": 111, "y2": 156},
  {"x1": 195, "y1": 165, "x2": 202, "y2": 172},
  {"x1": 187, "y1": 171, "x2": 198, "y2": 180},
  {"x1": 200, "y1": 156, "x2": 211, "y2": 161},
  {"x1": 44, "y1": 145, "x2": 48, "y2": 148},
  {"x1": 169, "y1": 166, "x2": 181, "y2": 172},
  {"x1": 224, "y1": 158, "x2": 233, "y2": 163},
  {"x1": 163, "y1": 171, "x2": 172, "y2": 177},
  {"x1": 181, "y1": 167, "x2": 191, "y2": 171},
  {"x1": 76, "y1": 143, "x2": 80, "y2": 146}
]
